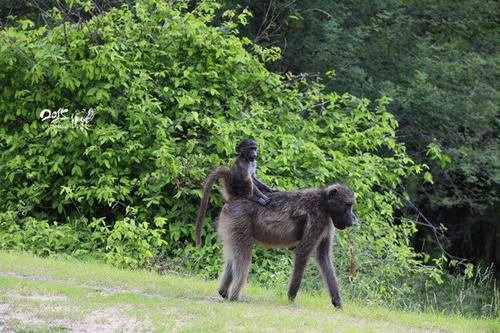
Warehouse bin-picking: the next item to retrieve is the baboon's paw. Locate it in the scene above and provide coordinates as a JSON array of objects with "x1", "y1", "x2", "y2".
[
  {"x1": 332, "y1": 299, "x2": 343, "y2": 309},
  {"x1": 218, "y1": 289, "x2": 228, "y2": 299},
  {"x1": 260, "y1": 197, "x2": 271, "y2": 206}
]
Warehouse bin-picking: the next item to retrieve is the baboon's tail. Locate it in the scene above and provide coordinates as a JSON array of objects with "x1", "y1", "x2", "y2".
[{"x1": 195, "y1": 167, "x2": 230, "y2": 247}]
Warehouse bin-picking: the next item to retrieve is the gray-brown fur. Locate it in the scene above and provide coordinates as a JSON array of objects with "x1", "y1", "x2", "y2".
[
  {"x1": 195, "y1": 139, "x2": 277, "y2": 247},
  {"x1": 213, "y1": 183, "x2": 355, "y2": 308}
]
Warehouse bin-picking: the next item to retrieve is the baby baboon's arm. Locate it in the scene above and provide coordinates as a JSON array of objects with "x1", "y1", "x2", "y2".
[{"x1": 252, "y1": 175, "x2": 279, "y2": 193}]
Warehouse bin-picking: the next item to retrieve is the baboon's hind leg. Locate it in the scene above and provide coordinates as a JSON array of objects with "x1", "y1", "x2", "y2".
[
  {"x1": 217, "y1": 210, "x2": 252, "y2": 301},
  {"x1": 217, "y1": 259, "x2": 233, "y2": 299},
  {"x1": 227, "y1": 242, "x2": 252, "y2": 301}
]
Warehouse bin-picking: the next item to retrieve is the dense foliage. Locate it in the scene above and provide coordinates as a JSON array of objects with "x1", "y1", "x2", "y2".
[
  {"x1": 228, "y1": 0, "x2": 500, "y2": 271},
  {"x1": 1, "y1": 0, "x2": 418, "y2": 280}
]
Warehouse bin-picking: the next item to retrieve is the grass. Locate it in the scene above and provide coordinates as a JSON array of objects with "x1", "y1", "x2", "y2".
[{"x1": 0, "y1": 251, "x2": 498, "y2": 332}]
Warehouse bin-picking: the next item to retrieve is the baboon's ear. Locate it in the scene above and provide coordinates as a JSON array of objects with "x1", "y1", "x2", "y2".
[{"x1": 329, "y1": 188, "x2": 338, "y2": 197}]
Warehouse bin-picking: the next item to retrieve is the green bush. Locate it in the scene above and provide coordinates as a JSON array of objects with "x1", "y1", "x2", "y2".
[
  {"x1": 1, "y1": 0, "x2": 438, "y2": 303},
  {"x1": 0, "y1": 211, "x2": 86, "y2": 256}
]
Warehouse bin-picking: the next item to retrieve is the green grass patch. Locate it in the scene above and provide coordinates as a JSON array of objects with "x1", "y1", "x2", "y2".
[{"x1": 0, "y1": 251, "x2": 498, "y2": 332}]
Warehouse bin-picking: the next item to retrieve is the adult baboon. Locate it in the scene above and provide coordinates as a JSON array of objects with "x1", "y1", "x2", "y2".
[
  {"x1": 199, "y1": 183, "x2": 355, "y2": 308},
  {"x1": 195, "y1": 138, "x2": 278, "y2": 247}
]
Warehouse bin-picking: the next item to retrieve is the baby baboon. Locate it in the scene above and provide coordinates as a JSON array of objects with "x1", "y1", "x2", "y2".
[
  {"x1": 203, "y1": 183, "x2": 355, "y2": 308},
  {"x1": 195, "y1": 138, "x2": 278, "y2": 247}
]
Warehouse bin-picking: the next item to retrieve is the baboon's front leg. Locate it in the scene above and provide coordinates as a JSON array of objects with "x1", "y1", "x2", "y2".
[
  {"x1": 315, "y1": 232, "x2": 342, "y2": 308},
  {"x1": 288, "y1": 216, "x2": 325, "y2": 301}
]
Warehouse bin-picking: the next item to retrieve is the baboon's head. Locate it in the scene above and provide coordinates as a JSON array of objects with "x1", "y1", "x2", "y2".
[
  {"x1": 236, "y1": 138, "x2": 258, "y2": 161},
  {"x1": 325, "y1": 184, "x2": 356, "y2": 229}
]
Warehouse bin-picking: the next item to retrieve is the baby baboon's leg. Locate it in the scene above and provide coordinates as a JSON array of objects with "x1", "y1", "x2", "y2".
[
  {"x1": 247, "y1": 185, "x2": 271, "y2": 206},
  {"x1": 315, "y1": 232, "x2": 342, "y2": 308},
  {"x1": 288, "y1": 216, "x2": 325, "y2": 301}
]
